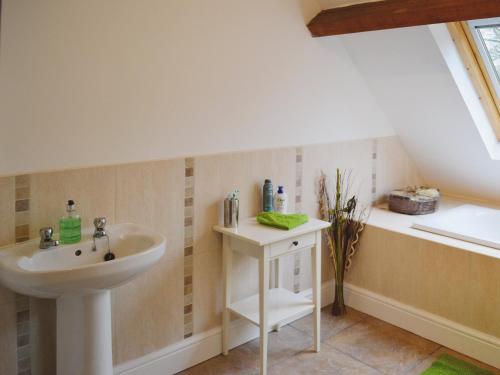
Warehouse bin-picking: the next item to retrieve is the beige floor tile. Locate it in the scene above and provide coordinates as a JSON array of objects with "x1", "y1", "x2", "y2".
[
  {"x1": 242, "y1": 325, "x2": 313, "y2": 366},
  {"x1": 407, "y1": 347, "x2": 500, "y2": 375},
  {"x1": 327, "y1": 317, "x2": 440, "y2": 375},
  {"x1": 181, "y1": 325, "x2": 312, "y2": 375},
  {"x1": 268, "y1": 345, "x2": 381, "y2": 375},
  {"x1": 178, "y1": 311, "x2": 499, "y2": 375},
  {"x1": 291, "y1": 306, "x2": 368, "y2": 342},
  {"x1": 179, "y1": 352, "x2": 258, "y2": 375}
]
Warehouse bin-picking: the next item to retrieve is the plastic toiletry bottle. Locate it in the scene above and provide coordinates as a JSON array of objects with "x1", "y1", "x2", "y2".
[
  {"x1": 274, "y1": 186, "x2": 288, "y2": 214},
  {"x1": 263, "y1": 179, "x2": 274, "y2": 212},
  {"x1": 59, "y1": 200, "x2": 81, "y2": 244}
]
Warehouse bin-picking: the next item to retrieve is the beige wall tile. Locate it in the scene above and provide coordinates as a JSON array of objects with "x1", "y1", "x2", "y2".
[
  {"x1": 29, "y1": 166, "x2": 117, "y2": 238},
  {"x1": 230, "y1": 251, "x2": 260, "y2": 303},
  {"x1": 193, "y1": 148, "x2": 297, "y2": 333},
  {"x1": 112, "y1": 159, "x2": 185, "y2": 364},
  {"x1": 298, "y1": 248, "x2": 313, "y2": 291},
  {"x1": 301, "y1": 138, "x2": 373, "y2": 219},
  {"x1": 193, "y1": 248, "x2": 223, "y2": 334},
  {"x1": 112, "y1": 255, "x2": 184, "y2": 364},
  {"x1": 115, "y1": 160, "x2": 185, "y2": 263},
  {"x1": 192, "y1": 245, "x2": 325, "y2": 336},
  {"x1": 192, "y1": 248, "x2": 306, "y2": 335},
  {"x1": 301, "y1": 139, "x2": 373, "y2": 287},
  {"x1": 194, "y1": 148, "x2": 296, "y2": 255},
  {"x1": 321, "y1": 240, "x2": 334, "y2": 284},
  {"x1": 376, "y1": 136, "x2": 424, "y2": 203},
  {"x1": 0, "y1": 177, "x2": 16, "y2": 307},
  {"x1": 30, "y1": 298, "x2": 56, "y2": 375},
  {"x1": 0, "y1": 288, "x2": 15, "y2": 310},
  {"x1": 280, "y1": 253, "x2": 298, "y2": 292},
  {"x1": 469, "y1": 253, "x2": 500, "y2": 335},
  {"x1": 0, "y1": 176, "x2": 15, "y2": 246},
  {"x1": 302, "y1": 139, "x2": 373, "y2": 217},
  {"x1": 0, "y1": 177, "x2": 16, "y2": 371},
  {"x1": 346, "y1": 225, "x2": 500, "y2": 337},
  {"x1": 0, "y1": 301, "x2": 17, "y2": 375}
]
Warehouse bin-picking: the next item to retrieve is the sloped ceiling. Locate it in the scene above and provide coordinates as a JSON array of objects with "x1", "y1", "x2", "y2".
[
  {"x1": 0, "y1": 0, "x2": 395, "y2": 175},
  {"x1": 318, "y1": 0, "x2": 384, "y2": 10},
  {"x1": 340, "y1": 26, "x2": 500, "y2": 203}
]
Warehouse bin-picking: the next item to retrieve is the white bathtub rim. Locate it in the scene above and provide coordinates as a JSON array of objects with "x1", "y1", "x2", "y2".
[{"x1": 368, "y1": 198, "x2": 500, "y2": 260}]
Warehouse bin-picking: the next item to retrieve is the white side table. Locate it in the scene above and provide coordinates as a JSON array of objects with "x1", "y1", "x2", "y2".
[{"x1": 214, "y1": 217, "x2": 331, "y2": 375}]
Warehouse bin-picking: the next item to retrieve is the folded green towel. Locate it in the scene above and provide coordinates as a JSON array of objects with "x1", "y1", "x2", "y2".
[{"x1": 257, "y1": 212, "x2": 309, "y2": 230}]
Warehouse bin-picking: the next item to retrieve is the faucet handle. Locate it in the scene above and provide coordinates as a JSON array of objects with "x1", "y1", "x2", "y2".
[
  {"x1": 94, "y1": 217, "x2": 107, "y2": 230},
  {"x1": 40, "y1": 227, "x2": 54, "y2": 240}
]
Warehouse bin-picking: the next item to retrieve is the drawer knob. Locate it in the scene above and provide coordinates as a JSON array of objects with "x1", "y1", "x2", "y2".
[{"x1": 292, "y1": 241, "x2": 299, "y2": 246}]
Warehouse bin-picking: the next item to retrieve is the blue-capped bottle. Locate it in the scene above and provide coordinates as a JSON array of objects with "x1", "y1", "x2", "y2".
[{"x1": 263, "y1": 179, "x2": 274, "y2": 212}]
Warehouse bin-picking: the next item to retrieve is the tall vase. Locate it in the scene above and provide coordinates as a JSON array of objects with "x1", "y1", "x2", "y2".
[{"x1": 332, "y1": 278, "x2": 347, "y2": 316}]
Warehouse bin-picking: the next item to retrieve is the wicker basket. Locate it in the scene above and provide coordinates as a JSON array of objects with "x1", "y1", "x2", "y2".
[{"x1": 388, "y1": 187, "x2": 440, "y2": 215}]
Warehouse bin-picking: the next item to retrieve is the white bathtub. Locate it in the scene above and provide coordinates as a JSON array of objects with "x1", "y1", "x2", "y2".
[{"x1": 412, "y1": 204, "x2": 500, "y2": 250}]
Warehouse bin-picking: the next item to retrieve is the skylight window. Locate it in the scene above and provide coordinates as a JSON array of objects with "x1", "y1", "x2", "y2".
[
  {"x1": 468, "y1": 18, "x2": 500, "y2": 100},
  {"x1": 446, "y1": 20, "x2": 500, "y2": 141}
]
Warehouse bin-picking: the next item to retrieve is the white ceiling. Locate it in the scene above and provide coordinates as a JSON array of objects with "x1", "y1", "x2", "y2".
[
  {"x1": 341, "y1": 26, "x2": 500, "y2": 202},
  {"x1": 317, "y1": 0, "x2": 384, "y2": 10}
]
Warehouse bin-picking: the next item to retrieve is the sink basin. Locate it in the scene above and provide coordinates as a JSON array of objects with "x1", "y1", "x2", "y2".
[
  {"x1": 0, "y1": 223, "x2": 165, "y2": 298},
  {"x1": 0, "y1": 222, "x2": 166, "y2": 375}
]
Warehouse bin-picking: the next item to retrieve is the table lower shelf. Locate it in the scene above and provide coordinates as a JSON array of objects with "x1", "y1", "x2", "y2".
[{"x1": 228, "y1": 288, "x2": 314, "y2": 327}]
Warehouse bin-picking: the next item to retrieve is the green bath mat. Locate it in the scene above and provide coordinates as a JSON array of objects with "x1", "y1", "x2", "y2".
[{"x1": 421, "y1": 354, "x2": 495, "y2": 375}]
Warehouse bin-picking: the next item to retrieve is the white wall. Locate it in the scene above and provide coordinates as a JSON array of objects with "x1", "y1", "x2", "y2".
[
  {"x1": 340, "y1": 26, "x2": 500, "y2": 202},
  {"x1": 0, "y1": 0, "x2": 394, "y2": 176}
]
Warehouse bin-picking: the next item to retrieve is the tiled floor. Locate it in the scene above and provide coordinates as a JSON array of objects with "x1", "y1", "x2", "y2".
[{"x1": 179, "y1": 305, "x2": 500, "y2": 375}]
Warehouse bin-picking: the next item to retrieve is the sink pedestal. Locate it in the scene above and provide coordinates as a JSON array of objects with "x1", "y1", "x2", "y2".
[{"x1": 57, "y1": 291, "x2": 113, "y2": 375}]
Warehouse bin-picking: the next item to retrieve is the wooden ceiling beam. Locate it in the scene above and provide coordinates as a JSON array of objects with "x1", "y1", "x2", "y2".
[{"x1": 308, "y1": 0, "x2": 500, "y2": 37}]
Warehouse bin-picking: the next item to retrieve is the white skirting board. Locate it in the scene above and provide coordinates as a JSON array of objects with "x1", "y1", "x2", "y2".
[
  {"x1": 341, "y1": 282, "x2": 500, "y2": 369},
  {"x1": 114, "y1": 282, "x2": 500, "y2": 374}
]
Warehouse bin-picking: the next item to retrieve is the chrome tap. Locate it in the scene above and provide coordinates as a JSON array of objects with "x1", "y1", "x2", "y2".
[
  {"x1": 39, "y1": 227, "x2": 59, "y2": 249},
  {"x1": 93, "y1": 217, "x2": 107, "y2": 239},
  {"x1": 91, "y1": 217, "x2": 115, "y2": 261}
]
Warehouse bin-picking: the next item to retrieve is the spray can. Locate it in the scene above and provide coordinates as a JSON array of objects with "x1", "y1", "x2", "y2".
[{"x1": 263, "y1": 179, "x2": 273, "y2": 212}]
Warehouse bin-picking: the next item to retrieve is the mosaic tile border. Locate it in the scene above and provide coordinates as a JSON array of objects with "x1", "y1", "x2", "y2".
[
  {"x1": 293, "y1": 148, "x2": 303, "y2": 293},
  {"x1": 183, "y1": 158, "x2": 194, "y2": 339},
  {"x1": 14, "y1": 175, "x2": 31, "y2": 375}
]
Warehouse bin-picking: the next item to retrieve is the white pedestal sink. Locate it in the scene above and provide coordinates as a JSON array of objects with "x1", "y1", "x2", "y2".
[{"x1": 0, "y1": 223, "x2": 166, "y2": 375}]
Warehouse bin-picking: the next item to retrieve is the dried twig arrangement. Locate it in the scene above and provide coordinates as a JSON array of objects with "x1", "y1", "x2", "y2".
[{"x1": 318, "y1": 169, "x2": 368, "y2": 316}]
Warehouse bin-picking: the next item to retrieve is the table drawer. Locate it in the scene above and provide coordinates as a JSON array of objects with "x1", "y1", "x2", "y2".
[{"x1": 270, "y1": 232, "x2": 316, "y2": 258}]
